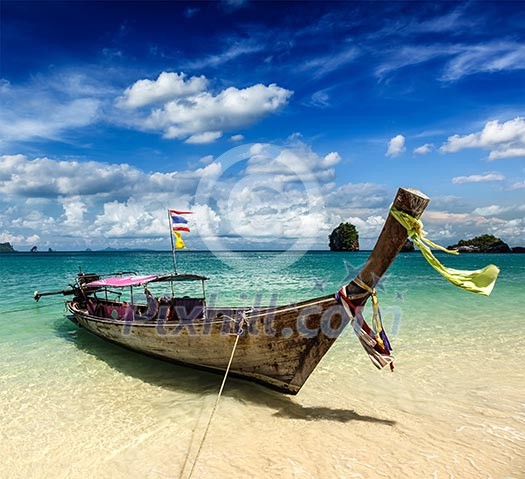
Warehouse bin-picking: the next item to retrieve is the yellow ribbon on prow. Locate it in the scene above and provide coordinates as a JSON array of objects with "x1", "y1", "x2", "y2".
[{"x1": 390, "y1": 206, "x2": 500, "y2": 296}]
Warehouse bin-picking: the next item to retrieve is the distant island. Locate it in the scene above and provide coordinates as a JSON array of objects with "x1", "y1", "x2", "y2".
[
  {"x1": 329, "y1": 222, "x2": 359, "y2": 251},
  {"x1": 0, "y1": 242, "x2": 15, "y2": 252},
  {"x1": 448, "y1": 234, "x2": 511, "y2": 253},
  {"x1": 401, "y1": 239, "x2": 415, "y2": 252}
]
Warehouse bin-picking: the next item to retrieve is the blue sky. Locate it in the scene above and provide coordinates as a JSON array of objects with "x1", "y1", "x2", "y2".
[{"x1": 1, "y1": 0, "x2": 524, "y2": 250}]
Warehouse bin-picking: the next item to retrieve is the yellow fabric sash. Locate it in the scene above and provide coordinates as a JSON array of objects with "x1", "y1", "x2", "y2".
[{"x1": 390, "y1": 207, "x2": 499, "y2": 296}]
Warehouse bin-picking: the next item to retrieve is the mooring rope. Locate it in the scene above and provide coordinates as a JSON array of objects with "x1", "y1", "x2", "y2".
[
  {"x1": 0, "y1": 301, "x2": 64, "y2": 316},
  {"x1": 184, "y1": 315, "x2": 245, "y2": 479}
]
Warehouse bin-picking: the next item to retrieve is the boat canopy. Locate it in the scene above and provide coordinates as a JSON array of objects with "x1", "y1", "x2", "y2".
[
  {"x1": 85, "y1": 273, "x2": 208, "y2": 288},
  {"x1": 86, "y1": 275, "x2": 158, "y2": 288},
  {"x1": 152, "y1": 273, "x2": 208, "y2": 282}
]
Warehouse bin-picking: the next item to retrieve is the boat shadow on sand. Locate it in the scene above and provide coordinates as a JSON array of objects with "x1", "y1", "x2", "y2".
[{"x1": 54, "y1": 319, "x2": 395, "y2": 426}]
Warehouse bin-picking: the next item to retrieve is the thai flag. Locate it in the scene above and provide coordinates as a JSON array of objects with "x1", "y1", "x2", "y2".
[{"x1": 169, "y1": 209, "x2": 192, "y2": 232}]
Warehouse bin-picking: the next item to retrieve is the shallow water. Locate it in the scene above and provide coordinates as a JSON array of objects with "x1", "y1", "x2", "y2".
[{"x1": 0, "y1": 251, "x2": 524, "y2": 478}]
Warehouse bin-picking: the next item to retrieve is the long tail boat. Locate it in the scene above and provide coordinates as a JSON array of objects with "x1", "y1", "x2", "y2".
[{"x1": 35, "y1": 188, "x2": 430, "y2": 394}]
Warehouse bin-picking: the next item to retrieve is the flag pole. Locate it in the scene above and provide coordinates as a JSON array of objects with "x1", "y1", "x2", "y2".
[{"x1": 168, "y1": 209, "x2": 177, "y2": 274}]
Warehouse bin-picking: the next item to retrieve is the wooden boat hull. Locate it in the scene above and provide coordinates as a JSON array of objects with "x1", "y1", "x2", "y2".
[{"x1": 68, "y1": 296, "x2": 346, "y2": 394}]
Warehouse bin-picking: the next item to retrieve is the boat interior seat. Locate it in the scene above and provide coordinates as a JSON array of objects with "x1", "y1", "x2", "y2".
[{"x1": 172, "y1": 297, "x2": 205, "y2": 320}]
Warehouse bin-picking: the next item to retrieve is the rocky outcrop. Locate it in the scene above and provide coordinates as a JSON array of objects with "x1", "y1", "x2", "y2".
[
  {"x1": 448, "y1": 235, "x2": 511, "y2": 253},
  {"x1": 512, "y1": 246, "x2": 525, "y2": 253},
  {"x1": 329, "y1": 223, "x2": 359, "y2": 251},
  {"x1": 0, "y1": 242, "x2": 15, "y2": 252}
]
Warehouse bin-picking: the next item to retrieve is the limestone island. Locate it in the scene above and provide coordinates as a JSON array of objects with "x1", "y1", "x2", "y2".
[
  {"x1": 0, "y1": 242, "x2": 16, "y2": 252},
  {"x1": 447, "y1": 234, "x2": 511, "y2": 253},
  {"x1": 329, "y1": 222, "x2": 359, "y2": 251}
]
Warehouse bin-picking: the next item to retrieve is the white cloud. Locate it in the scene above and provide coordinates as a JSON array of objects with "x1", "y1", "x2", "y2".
[
  {"x1": 94, "y1": 198, "x2": 167, "y2": 238},
  {"x1": 299, "y1": 47, "x2": 360, "y2": 79},
  {"x1": 0, "y1": 98, "x2": 99, "y2": 143},
  {"x1": 324, "y1": 183, "x2": 390, "y2": 210},
  {"x1": 116, "y1": 72, "x2": 208, "y2": 108},
  {"x1": 0, "y1": 154, "x2": 220, "y2": 198},
  {"x1": 0, "y1": 69, "x2": 116, "y2": 145},
  {"x1": 376, "y1": 45, "x2": 460, "y2": 79},
  {"x1": 307, "y1": 90, "x2": 331, "y2": 108},
  {"x1": 191, "y1": 204, "x2": 221, "y2": 237},
  {"x1": 323, "y1": 152, "x2": 341, "y2": 167},
  {"x1": 376, "y1": 41, "x2": 525, "y2": 82},
  {"x1": 0, "y1": 231, "x2": 40, "y2": 246},
  {"x1": 185, "y1": 131, "x2": 223, "y2": 144},
  {"x1": 452, "y1": 172, "x2": 505, "y2": 184},
  {"x1": 127, "y1": 78, "x2": 292, "y2": 142},
  {"x1": 244, "y1": 141, "x2": 341, "y2": 183},
  {"x1": 0, "y1": 145, "x2": 340, "y2": 249},
  {"x1": 472, "y1": 205, "x2": 511, "y2": 216},
  {"x1": 409, "y1": 7, "x2": 475, "y2": 34},
  {"x1": 62, "y1": 198, "x2": 88, "y2": 227},
  {"x1": 413, "y1": 207, "x2": 525, "y2": 246},
  {"x1": 508, "y1": 180, "x2": 525, "y2": 190},
  {"x1": 344, "y1": 215, "x2": 385, "y2": 240},
  {"x1": 230, "y1": 134, "x2": 244, "y2": 142},
  {"x1": 441, "y1": 42, "x2": 525, "y2": 81},
  {"x1": 441, "y1": 117, "x2": 525, "y2": 160},
  {"x1": 386, "y1": 134, "x2": 406, "y2": 157},
  {"x1": 199, "y1": 155, "x2": 214, "y2": 165},
  {"x1": 488, "y1": 148, "x2": 525, "y2": 160},
  {"x1": 183, "y1": 41, "x2": 263, "y2": 70},
  {"x1": 413, "y1": 143, "x2": 433, "y2": 155}
]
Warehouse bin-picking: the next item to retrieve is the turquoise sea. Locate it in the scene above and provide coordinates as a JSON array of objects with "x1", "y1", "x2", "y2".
[{"x1": 1, "y1": 251, "x2": 524, "y2": 478}]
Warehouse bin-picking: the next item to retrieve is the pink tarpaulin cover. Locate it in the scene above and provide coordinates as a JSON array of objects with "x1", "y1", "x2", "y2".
[{"x1": 86, "y1": 275, "x2": 157, "y2": 288}]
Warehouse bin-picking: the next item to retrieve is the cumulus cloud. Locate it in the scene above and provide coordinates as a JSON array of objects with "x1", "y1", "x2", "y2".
[
  {"x1": 441, "y1": 117, "x2": 525, "y2": 160},
  {"x1": 413, "y1": 143, "x2": 433, "y2": 155},
  {"x1": 116, "y1": 72, "x2": 208, "y2": 108},
  {"x1": 230, "y1": 134, "x2": 244, "y2": 142},
  {"x1": 199, "y1": 155, "x2": 214, "y2": 165},
  {"x1": 0, "y1": 231, "x2": 40, "y2": 246},
  {"x1": 244, "y1": 142, "x2": 341, "y2": 183},
  {"x1": 0, "y1": 145, "x2": 342, "y2": 249},
  {"x1": 452, "y1": 172, "x2": 505, "y2": 184},
  {"x1": 386, "y1": 135, "x2": 406, "y2": 157},
  {"x1": 324, "y1": 183, "x2": 390, "y2": 211},
  {"x1": 472, "y1": 205, "x2": 511, "y2": 216},
  {"x1": 62, "y1": 198, "x2": 88, "y2": 227},
  {"x1": 118, "y1": 76, "x2": 293, "y2": 143},
  {"x1": 0, "y1": 154, "x2": 221, "y2": 199},
  {"x1": 0, "y1": 68, "x2": 291, "y2": 146}
]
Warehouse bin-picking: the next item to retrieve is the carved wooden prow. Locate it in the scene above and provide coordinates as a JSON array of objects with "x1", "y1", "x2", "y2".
[{"x1": 346, "y1": 187, "x2": 430, "y2": 305}]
